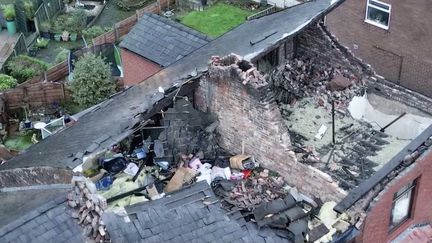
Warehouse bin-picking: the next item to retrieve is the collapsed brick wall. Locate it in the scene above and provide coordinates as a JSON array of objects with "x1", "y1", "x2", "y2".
[
  {"x1": 296, "y1": 23, "x2": 432, "y2": 115},
  {"x1": 296, "y1": 23, "x2": 373, "y2": 79},
  {"x1": 326, "y1": 0, "x2": 432, "y2": 98},
  {"x1": 194, "y1": 55, "x2": 345, "y2": 202}
]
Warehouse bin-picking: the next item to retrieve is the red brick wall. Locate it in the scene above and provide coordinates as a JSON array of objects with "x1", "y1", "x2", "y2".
[
  {"x1": 194, "y1": 56, "x2": 346, "y2": 202},
  {"x1": 121, "y1": 48, "x2": 162, "y2": 87},
  {"x1": 357, "y1": 148, "x2": 432, "y2": 242},
  {"x1": 326, "y1": 0, "x2": 432, "y2": 97}
]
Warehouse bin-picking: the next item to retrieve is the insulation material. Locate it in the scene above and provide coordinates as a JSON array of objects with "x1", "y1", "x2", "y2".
[{"x1": 348, "y1": 94, "x2": 432, "y2": 139}]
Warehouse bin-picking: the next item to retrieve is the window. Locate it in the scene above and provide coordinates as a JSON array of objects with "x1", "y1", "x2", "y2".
[
  {"x1": 390, "y1": 180, "x2": 417, "y2": 229},
  {"x1": 257, "y1": 48, "x2": 279, "y2": 72},
  {"x1": 365, "y1": 0, "x2": 391, "y2": 30}
]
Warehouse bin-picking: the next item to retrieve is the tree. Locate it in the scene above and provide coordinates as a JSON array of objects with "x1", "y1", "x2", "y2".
[{"x1": 69, "y1": 53, "x2": 116, "y2": 108}]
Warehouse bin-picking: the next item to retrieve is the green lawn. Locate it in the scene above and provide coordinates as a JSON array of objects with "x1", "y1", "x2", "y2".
[
  {"x1": 4, "y1": 133, "x2": 34, "y2": 151},
  {"x1": 179, "y1": 3, "x2": 255, "y2": 38}
]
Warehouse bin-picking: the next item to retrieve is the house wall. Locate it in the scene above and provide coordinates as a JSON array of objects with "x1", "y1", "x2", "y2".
[
  {"x1": 326, "y1": 0, "x2": 432, "y2": 97},
  {"x1": 120, "y1": 48, "x2": 162, "y2": 87},
  {"x1": 295, "y1": 23, "x2": 372, "y2": 78},
  {"x1": 356, "y1": 147, "x2": 432, "y2": 242},
  {"x1": 253, "y1": 38, "x2": 294, "y2": 72},
  {"x1": 194, "y1": 55, "x2": 346, "y2": 202},
  {"x1": 298, "y1": 23, "x2": 432, "y2": 115}
]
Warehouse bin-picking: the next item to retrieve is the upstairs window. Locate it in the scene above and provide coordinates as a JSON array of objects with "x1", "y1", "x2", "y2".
[
  {"x1": 365, "y1": 0, "x2": 391, "y2": 30},
  {"x1": 390, "y1": 179, "x2": 417, "y2": 230}
]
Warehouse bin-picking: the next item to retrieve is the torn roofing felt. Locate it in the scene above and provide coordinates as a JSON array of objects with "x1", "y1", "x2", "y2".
[
  {"x1": 1, "y1": 0, "x2": 344, "y2": 171},
  {"x1": 120, "y1": 13, "x2": 211, "y2": 67}
]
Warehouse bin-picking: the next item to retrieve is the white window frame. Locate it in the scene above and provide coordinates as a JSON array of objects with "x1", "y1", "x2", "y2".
[
  {"x1": 389, "y1": 180, "x2": 417, "y2": 230},
  {"x1": 365, "y1": 0, "x2": 391, "y2": 30}
]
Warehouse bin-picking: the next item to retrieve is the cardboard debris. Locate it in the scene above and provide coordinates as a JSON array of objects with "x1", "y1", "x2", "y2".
[
  {"x1": 230, "y1": 154, "x2": 250, "y2": 170},
  {"x1": 164, "y1": 167, "x2": 196, "y2": 193}
]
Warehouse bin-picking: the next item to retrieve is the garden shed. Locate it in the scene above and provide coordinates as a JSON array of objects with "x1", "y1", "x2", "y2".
[{"x1": 119, "y1": 13, "x2": 211, "y2": 87}]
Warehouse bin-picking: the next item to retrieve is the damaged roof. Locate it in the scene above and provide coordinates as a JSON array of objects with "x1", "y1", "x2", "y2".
[
  {"x1": 0, "y1": 192, "x2": 83, "y2": 243},
  {"x1": 0, "y1": 185, "x2": 71, "y2": 228},
  {"x1": 1, "y1": 0, "x2": 343, "y2": 171},
  {"x1": 334, "y1": 124, "x2": 432, "y2": 213},
  {"x1": 120, "y1": 13, "x2": 211, "y2": 67},
  {"x1": 283, "y1": 89, "x2": 432, "y2": 190},
  {"x1": 103, "y1": 181, "x2": 292, "y2": 243}
]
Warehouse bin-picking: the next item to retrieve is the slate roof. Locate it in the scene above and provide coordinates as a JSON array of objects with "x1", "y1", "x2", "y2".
[
  {"x1": 0, "y1": 194, "x2": 84, "y2": 243},
  {"x1": 120, "y1": 13, "x2": 211, "y2": 67},
  {"x1": 103, "y1": 181, "x2": 290, "y2": 243},
  {"x1": 1, "y1": 0, "x2": 343, "y2": 171},
  {"x1": 0, "y1": 186, "x2": 71, "y2": 228}
]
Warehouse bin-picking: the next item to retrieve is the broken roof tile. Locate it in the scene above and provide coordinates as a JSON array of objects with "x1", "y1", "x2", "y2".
[{"x1": 103, "y1": 182, "x2": 291, "y2": 243}]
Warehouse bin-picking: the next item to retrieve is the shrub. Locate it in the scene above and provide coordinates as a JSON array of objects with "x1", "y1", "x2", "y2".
[
  {"x1": 55, "y1": 48, "x2": 70, "y2": 64},
  {"x1": 6, "y1": 55, "x2": 49, "y2": 83},
  {"x1": 3, "y1": 4, "x2": 15, "y2": 21},
  {"x1": 69, "y1": 53, "x2": 116, "y2": 108},
  {"x1": 51, "y1": 9, "x2": 87, "y2": 33},
  {"x1": 66, "y1": 9, "x2": 87, "y2": 33},
  {"x1": 0, "y1": 74, "x2": 18, "y2": 91},
  {"x1": 35, "y1": 38, "x2": 49, "y2": 48},
  {"x1": 82, "y1": 26, "x2": 105, "y2": 43}
]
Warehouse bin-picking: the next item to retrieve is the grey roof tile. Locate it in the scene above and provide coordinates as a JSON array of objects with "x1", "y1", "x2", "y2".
[
  {"x1": 105, "y1": 179, "x2": 294, "y2": 242},
  {"x1": 120, "y1": 13, "x2": 211, "y2": 67},
  {"x1": 0, "y1": 198, "x2": 84, "y2": 243}
]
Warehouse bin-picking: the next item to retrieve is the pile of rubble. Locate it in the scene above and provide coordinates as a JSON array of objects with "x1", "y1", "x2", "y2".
[
  {"x1": 67, "y1": 177, "x2": 109, "y2": 242},
  {"x1": 211, "y1": 165, "x2": 323, "y2": 242},
  {"x1": 269, "y1": 58, "x2": 365, "y2": 109},
  {"x1": 209, "y1": 54, "x2": 268, "y2": 89},
  {"x1": 213, "y1": 169, "x2": 286, "y2": 210}
]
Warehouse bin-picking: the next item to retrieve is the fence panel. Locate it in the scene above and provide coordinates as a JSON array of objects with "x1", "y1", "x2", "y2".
[
  {"x1": 43, "y1": 0, "x2": 62, "y2": 18},
  {"x1": 14, "y1": 34, "x2": 28, "y2": 55},
  {"x1": 3, "y1": 82, "x2": 66, "y2": 110},
  {"x1": 34, "y1": 3, "x2": 49, "y2": 31}
]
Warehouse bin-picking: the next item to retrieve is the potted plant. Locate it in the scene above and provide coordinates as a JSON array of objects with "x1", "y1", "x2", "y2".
[
  {"x1": 24, "y1": 1, "x2": 36, "y2": 32},
  {"x1": 70, "y1": 33, "x2": 77, "y2": 42},
  {"x1": 3, "y1": 4, "x2": 16, "y2": 35},
  {"x1": 62, "y1": 30, "x2": 69, "y2": 41},
  {"x1": 28, "y1": 46, "x2": 38, "y2": 57},
  {"x1": 35, "y1": 38, "x2": 50, "y2": 49},
  {"x1": 39, "y1": 21, "x2": 52, "y2": 39},
  {"x1": 54, "y1": 33, "x2": 62, "y2": 41}
]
